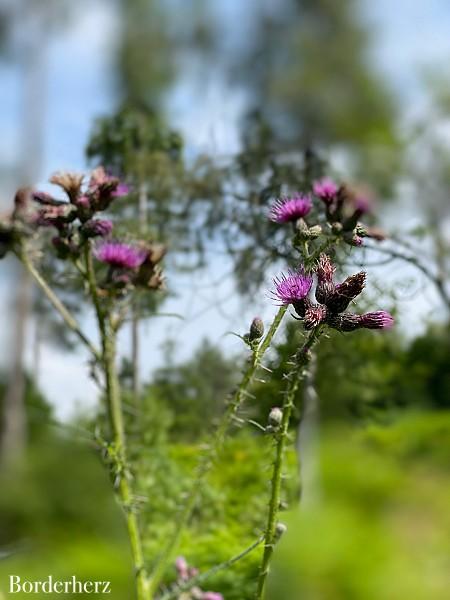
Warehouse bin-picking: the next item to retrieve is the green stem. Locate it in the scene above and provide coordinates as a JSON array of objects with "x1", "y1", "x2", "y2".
[
  {"x1": 158, "y1": 536, "x2": 264, "y2": 600},
  {"x1": 255, "y1": 326, "x2": 323, "y2": 600},
  {"x1": 84, "y1": 244, "x2": 150, "y2": 600},
  {"x1": 147, "y1": 305, "x2": 287, "y2": 596},
  {"x1": 18, "y1": 249, "x2": 101, "y2": 362}
]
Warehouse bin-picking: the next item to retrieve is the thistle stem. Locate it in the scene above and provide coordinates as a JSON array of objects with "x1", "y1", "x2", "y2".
[
  {"x1": 255, "y1": 326, "x2": 322, "y2": 599},
  {"x1": 147, "y1": 305, "x2": 287, "y2": 595},
  {"x1": 84, "y1": 244, "x2": 150, "y2": 600}
]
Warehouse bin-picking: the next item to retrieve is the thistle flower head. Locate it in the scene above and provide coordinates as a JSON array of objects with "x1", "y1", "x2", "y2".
[
  {"x1": 326, "y1": 271, "x2": 366, "y2": 313},
  {"x1": 94, "y1": 241, "x2": 147, "y2": 269},
  {"x1": 269, "y1": 194, "x2": 312, "y2": 223},
  {"x1": 313, "y1": 178, "x2": 338, "y2": 204},
  {"x1": 272, "y1": 270, "x2": 313, "y2": 305},
  {"x1": 359, "y1": 311, "x2": 394, "y2": 329},
  {"x1": 202, "y1": 593, "x2": 224, "y2": 600}
]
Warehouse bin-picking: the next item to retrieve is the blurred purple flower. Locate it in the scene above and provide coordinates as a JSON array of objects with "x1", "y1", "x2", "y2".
[
  {"x1": 202, "y1": 593, "x2": 224, "y2": 600},
  {"x1": 175, "y1": 556, "x2": 189, "y2": 581},
  {"x1": 355, "y1": 195, "x2": 372, "y2": 214},
  {"x1": 111, "y1": 183, "x2": 130, "y2": 198},
  {"x1": 94, "y1": 241, "x2": 147, "y2": 269},
  {"x1": 272, "y1": 271, "x2": 312, "y2": 305},
  {"x1": 269, "y1": 194, "x2": 312, "y2": 223},
  {"x1": 313, "y1": 178, "x2": 338, "y2": 204}
]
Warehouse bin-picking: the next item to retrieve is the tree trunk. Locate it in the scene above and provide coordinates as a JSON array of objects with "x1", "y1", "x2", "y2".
[{"x1": 1, "y1": 0, "x2": 47, "y2": 465}]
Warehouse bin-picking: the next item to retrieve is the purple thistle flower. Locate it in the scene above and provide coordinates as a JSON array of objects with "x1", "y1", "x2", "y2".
[
  {"x1": 202, "y1": 593, "x2": 224, "y2": 600},
  {"x1": 359, "y1": 311, "x2": 394, "y2": 330},
  {"x1": 81, "y1": 219, "x2": 113, "y2": 238},
  {"x1": 94, "y1": 241, "x2": 147, "y2": 269},
  {"x1": 272, "y1": 270, "x2": 313, "y2": 305},
  {"x1": 313, "y1": 178, "x2": 338, "y2": 204},
  {"x1": 269, "y1": 194, "x2": 312, "y2": 223}
]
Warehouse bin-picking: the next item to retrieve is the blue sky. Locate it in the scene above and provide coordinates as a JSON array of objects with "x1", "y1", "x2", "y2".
[{"x1": 0, "y1": 0, "x2": 449, "y2": 418}]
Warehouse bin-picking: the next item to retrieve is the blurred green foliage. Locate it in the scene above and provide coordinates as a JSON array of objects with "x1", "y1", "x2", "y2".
[
  {"x1": 267, "y1": 413, "x2": 450, "y2": 600},
  {"x1": 1, "y1": 413, "x2": 449, "y2": 599}
]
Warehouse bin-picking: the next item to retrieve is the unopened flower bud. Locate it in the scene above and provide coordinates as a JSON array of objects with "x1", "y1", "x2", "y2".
[
  {"x1": 355, "y1": 223, "x2": 368, "y2": 237},
  {"x1": 343, "y1": 231, "x2": 363, "y2": 246},
  {"x1": 81, "y1": 218, "x2": 113, "y2": 238},
  {"x1": 268, "y1": 407, "x2": 283, "y2": 428},
  {"x1": 249, "y1": 317, "x2": 264, "y2": 341},
  {"x1": 326, "y1": 271, "x2": 366, "y2": 313},
  {"x1": 275, "y1": 522, "x2": 287, "y2": 541},
  {"x1": 331, "y1": 222, "x2": 343, "y2": 235},
  {"x1": 307, "y1": 224, "x2": 322, "y2": 239}
]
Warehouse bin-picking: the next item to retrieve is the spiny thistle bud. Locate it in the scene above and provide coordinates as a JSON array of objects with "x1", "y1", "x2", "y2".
[
  {"x1": 249, "y1": 317, "x2": 264, "y2": 341},
  {"x1": 304, "y1": 304, "x2": 327, "y2": 330},
  {"x1": 81, "y1": 218, "x2": 113, "y2": 238},
  {"x1": 268, "y1": 407, "x2": 283, "y2": 428},
  {"x1": 134, "y1": 244, "x2": 166, "y2": 290},
  {"x1": 326, "y1": 313, "x2": 362, "y2": 332},
  {"x1": 343, "y1": 231, "x2": 363, "y2": 247},
  {"x1": 315, "y1": 254, "x2": 336, "y2": 305},
  {"x1": 275, "y1": 522, "x2": 288, "y2": 541},
  {"x1": 327, "y1": 311, "x2": 394, "y2": 332},
  {"x1": 308, "y1": 225, "x2": 322, "y2": 238},
  {"x1": 331, "y1": 222, "x2": 343, "y2": 234},
  {"x1": 355, "y1": 223, "x2": 368, "y2": 237},
  {"x1": 326, "y1": 271, "x2": 366, "y2": 313},
  {"x1": 359, "y1": 311, "x2": 394, "y2": 329}
]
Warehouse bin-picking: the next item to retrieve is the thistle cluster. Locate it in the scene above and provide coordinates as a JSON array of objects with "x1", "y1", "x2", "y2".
[
  {"x1": 0, "y1": 167, "x2": 165, "y2": 294},
  {"x1": 269, "y1": 177, "x2": 385, "y2": 248},
  {"x1": 173, "y1": 557, "x2": 223, "y2": 600},
  {"x1": 273, "y1": 255, "x2": 394, "y2": 332}
]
